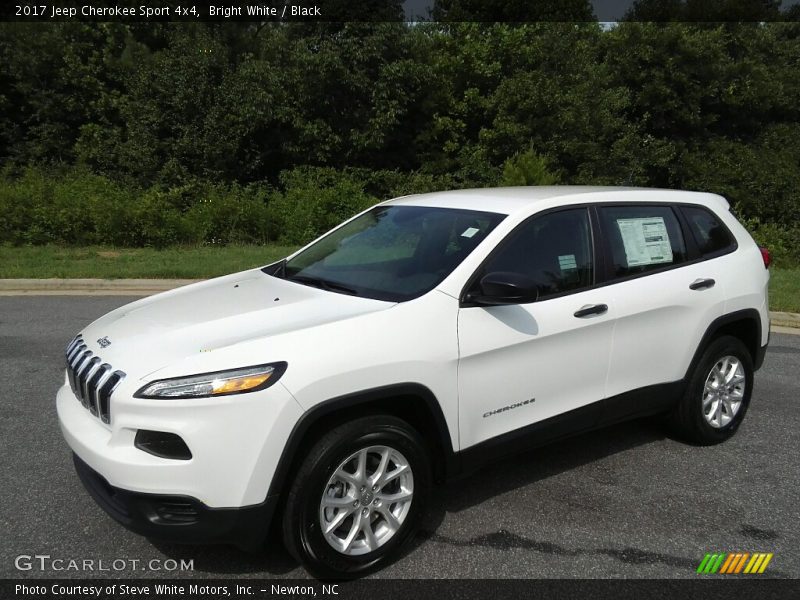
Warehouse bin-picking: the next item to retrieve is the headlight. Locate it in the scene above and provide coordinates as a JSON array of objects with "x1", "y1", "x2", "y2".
[{"x1": 134, "y1": 362, "x2": 287, "y2": 399}]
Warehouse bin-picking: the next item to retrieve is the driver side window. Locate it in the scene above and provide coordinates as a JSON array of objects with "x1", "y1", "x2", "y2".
[{"x1": 482, "y1": 208, "x2": 593, "y2": 300}]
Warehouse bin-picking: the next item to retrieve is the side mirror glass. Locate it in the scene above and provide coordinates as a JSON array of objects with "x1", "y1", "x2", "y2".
[{"x1": 468, "y1": 271, "x2": 540, "y2": 306}]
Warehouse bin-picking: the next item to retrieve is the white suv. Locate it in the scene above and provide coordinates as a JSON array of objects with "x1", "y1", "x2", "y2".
[{"x1": 57, "y1": 186, "x2": 770, "y2": 576}]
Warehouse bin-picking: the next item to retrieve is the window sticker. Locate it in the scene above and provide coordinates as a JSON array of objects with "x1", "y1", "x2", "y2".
[
  {"x1": 461, "y1": 227, "x2": 480, "y2": 238},
  {"x1": 616, "y1": 217, "x2": 673, "y2": 266},
  {"x1": 558, "y1": 254, "x2": 577, "y2": 272}
]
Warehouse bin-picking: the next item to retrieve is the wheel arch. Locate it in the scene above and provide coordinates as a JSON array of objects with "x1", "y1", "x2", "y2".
[
  {"x1": 266, "y1": 383, "x2": 459, "y2": 504},
  {"x1": 685, "y1": 309, "x2": 764, "y2": 381}
]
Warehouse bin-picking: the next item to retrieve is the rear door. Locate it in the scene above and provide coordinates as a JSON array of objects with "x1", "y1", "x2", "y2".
[{"x1": 598, "y1": 204, "x2": 726, "y2": 413}]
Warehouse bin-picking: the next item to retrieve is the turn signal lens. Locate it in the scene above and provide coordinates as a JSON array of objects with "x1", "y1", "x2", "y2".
[{"x1": 211, "y1": 374, "x2": 271, "y2": 395}]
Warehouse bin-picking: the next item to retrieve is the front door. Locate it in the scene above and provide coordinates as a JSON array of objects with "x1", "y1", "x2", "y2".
[{"x1": 457, "y1": 208, "x2": 615, "y2": 450}]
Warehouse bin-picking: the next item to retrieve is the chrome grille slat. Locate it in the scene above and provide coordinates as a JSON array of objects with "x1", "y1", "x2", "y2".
[
  {"x1": 75, "y1": 351, "x2": 94, "y2": 374},
  {"x1": 69, "y1": 348, "x2": 84, "y2": 368},
  {"x1": 67, "y1": 362, "x2": 78, "y2": 391},
  {"x1": 70, "y1": 345, "x2": 88, "y2": 368},
  {"x1": 64, "y1": 334, "x2": 125, "y2": 425},
  {"x1": 98, "y1": 371, "x2": 125, "y2": 424},
  {"x1": 87, "y1": 365, "x2": 113, "y2": 415},
  {"x1": 74, "y1": 352, "x2": 95, "y2": 407},
  {"x1": 66, "y1": 345, "x2": 83, "y2": 363},
  {"x1": 81, "y1": 358, "x2": 102, "y2": 411},
  {"x1": 66, "y1": 337, "x2": 82, "y2": 359}
]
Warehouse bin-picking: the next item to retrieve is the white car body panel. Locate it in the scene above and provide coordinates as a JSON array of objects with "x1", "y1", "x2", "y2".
[
  {"x1": 457, "y1": 288, "x2": 615, "y2": 449},
  {"x1": 716, "y1": 212, "x2": 771, "y2": 346},
  {"x1": 79, "y1": 269, "x2": 393, "y2": 379},
  {"x1": 603, "y1": 260, "x2": 726, "y2": 398}
]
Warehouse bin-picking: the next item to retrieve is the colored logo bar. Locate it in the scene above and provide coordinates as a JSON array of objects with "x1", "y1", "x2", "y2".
[{"x1": 697, "y1": 552, "x2": 773, "y2": 574}]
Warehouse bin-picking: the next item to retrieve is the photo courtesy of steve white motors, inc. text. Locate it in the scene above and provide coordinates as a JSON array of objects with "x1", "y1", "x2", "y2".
[{"x1": 14, "y1": 583, "x2": 340, "y2": 598}]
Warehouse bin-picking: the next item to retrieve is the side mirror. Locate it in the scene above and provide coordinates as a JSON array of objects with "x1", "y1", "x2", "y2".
[{"x1": 467, "y1": 271, "x2": 540, "y2": 306}]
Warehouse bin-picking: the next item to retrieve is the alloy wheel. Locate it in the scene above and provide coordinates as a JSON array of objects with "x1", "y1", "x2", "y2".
[
  {"x1": 702, "y1": 355, "x2": 746, "y2": 428},
  {"x1": 319, "y1": 445, "x2": 414, "y2": 556}
]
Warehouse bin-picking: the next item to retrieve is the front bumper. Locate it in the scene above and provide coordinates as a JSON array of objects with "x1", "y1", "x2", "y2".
[
  {"x1": 73, "y1": 454, "x2": 277, "y2": 550},
  {"x1": 57, "y1": 377, "x2": 302, "y2": 508}
]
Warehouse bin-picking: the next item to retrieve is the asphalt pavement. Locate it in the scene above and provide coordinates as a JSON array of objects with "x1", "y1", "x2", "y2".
[{"x1": 1, "y1": 296, "x2": 797, "y2": 579}]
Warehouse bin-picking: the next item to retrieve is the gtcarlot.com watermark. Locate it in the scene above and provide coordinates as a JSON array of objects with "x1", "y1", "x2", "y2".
[{"x1": 15, "y1": 554, "x2": 194, "y2": 573}]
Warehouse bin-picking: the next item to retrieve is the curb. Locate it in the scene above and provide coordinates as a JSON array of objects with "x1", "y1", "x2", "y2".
[
  {"x1": 0, "y1": 278, "x2": 199, "y2": 296},
  {"x1": 770, "y1": 311, "x2": 800, "y2": 329},
  {"x1": 0, "y1": 278, "x2": 798, "y2": 332}
]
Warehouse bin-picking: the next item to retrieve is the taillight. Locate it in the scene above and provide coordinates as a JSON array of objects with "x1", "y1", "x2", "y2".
[{"x1": 759, "y1": 247, "x2": 771, "y2": 269}]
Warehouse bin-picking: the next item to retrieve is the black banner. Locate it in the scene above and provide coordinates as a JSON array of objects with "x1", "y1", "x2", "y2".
[
  {"x1": 1, "y1": 1, "x2": 800, "y2": 23},
  {"x1": 4, "y1": 579, "x2": 800, "y2": 600}
]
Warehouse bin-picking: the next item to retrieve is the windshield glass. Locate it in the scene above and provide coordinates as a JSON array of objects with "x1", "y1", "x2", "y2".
[{"x1": 278, "y1": 205, "x2": 505, "y2": 302}]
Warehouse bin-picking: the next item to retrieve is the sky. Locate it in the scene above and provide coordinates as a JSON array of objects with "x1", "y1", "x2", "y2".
[{"x1": 402, "y1": 0, "x2": 800, "y2": 21}]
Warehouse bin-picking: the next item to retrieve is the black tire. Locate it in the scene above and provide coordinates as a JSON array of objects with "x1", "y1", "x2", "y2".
[
  {"x1": 671, "y1": 335, "x2": 754, "y2": 445},
  {"x1": 282, "y1": 415, "x2": 430, "y2": 578}
]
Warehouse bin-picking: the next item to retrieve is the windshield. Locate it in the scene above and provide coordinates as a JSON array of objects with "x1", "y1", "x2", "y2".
[{"x1": 276, "y1": 205, "x2": 505, "y2": 302}]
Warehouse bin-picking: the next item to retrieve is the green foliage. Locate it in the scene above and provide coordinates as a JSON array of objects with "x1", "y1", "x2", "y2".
[
  {"x1": 0, "y1": 167, "x2": 372, "y2": 248},
  {"x1": 346, "y1": 169, "x2": 459, "y2": 198},
  {"x1": 0, "y1": 167, "x2": 135, "y2": 245},
  {"x1": 501, "y1": 150, "x2": 560, "y2": 186},
  {"x1": 682, "y1": 125, "x2": 800, "y2": 224},
  {"x1": 182, "y1": 183, "x2": 273, "y2": 245},
  {"x1": 1, "y1": 21, "x2": 799, "y2": 247},
  {"x1": 738, "y1": 214, "x2": 800, "y2": 266},
  {"x1": 267, "y1": 168, "x2": 377, "y2": 245}
]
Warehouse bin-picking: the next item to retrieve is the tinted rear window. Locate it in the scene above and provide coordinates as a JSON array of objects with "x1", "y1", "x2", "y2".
[
  {"x1": 599, "y1": 205, "x2": 688, "y2": 279},
  {"x1": 681, "y1": 205, "x2": 736, "y2": 256}
]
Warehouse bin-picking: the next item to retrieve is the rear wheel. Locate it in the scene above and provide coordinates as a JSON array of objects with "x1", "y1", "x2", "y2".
[
  {"x1": 671, "y1": 335, "x2": 753, "y2": 445},
  {"x1": 282, "y1": 415, "x2": 430, "y2": 577}
]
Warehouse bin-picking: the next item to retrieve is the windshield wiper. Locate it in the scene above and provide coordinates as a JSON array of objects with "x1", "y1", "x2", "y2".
[{"x1": 286, "y1": 274, "x2": 360, "y2": 296}]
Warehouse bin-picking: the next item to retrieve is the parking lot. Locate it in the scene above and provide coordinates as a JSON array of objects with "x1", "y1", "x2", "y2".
[{"x1": 1, "y1": 295, "x2": 798, "y2": 579}]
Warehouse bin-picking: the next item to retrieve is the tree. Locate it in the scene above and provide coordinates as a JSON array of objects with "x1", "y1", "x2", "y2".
[
  {"x1": 477, "y1": 23, "x2": 630, "y2": 184},
  {"x1": 501, "y1": 150, "x2": 559, "y2": 186},
  {"x1": 0, "y1": 23, "x2": 129, "y2": 167}
]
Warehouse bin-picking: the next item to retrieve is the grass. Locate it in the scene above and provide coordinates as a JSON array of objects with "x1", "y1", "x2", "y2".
[
  {"x1": 0, "y1": 245, "x2": 298, "y2": 279},
  {"x1": 0, "y1": 245, "x2": 798, "y2": 314},
  {"x1": 768, "y1": 266, "x2": 800, "y2": 314}
]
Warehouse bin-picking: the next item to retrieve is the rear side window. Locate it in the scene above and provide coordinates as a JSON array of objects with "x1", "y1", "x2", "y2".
[
  {"x1": 681, "y1": 205, "x2": 736, "y2": 256},
  {"x1": 599, "y1": 205, "x2": 687, "y2": 279}
]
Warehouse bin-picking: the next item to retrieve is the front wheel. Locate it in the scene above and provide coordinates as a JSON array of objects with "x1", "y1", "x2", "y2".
[
  {"x1": 671, "y1": 335, "x2": 754, "y2": 445},
  {"x1": 282, "y1": 415, "x2": 430, "y2": 578}
]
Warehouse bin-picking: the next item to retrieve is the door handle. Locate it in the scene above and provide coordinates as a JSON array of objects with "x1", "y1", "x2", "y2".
[
  {"x1": 689, "y1": 278, "x2": 716, "y2": 291},
  {"x1": 574, "y1": 303, "x2": 608, "y2": 318}
]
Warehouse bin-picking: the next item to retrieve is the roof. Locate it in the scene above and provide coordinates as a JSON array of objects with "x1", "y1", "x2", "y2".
[{"x1": 385, "y1": 186, "x2": 727, "y2": 214}]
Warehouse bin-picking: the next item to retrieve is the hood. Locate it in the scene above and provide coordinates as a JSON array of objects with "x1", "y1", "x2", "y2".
[{"x1": 79, "y1": 270, "x2": 394, "y2": 378}]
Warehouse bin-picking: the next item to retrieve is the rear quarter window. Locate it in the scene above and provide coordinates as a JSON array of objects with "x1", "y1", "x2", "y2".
[
  {"x1": 680, "y1": 205, "x2": 736, "y2": 256},
  {"x1": 599, "y1": 205, "x2": 688, "y2": 279}
]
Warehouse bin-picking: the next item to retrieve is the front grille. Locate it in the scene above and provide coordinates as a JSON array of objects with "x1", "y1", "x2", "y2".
[{"x1": 65, "y1": 334, "x2": 125, "y2": 424}]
